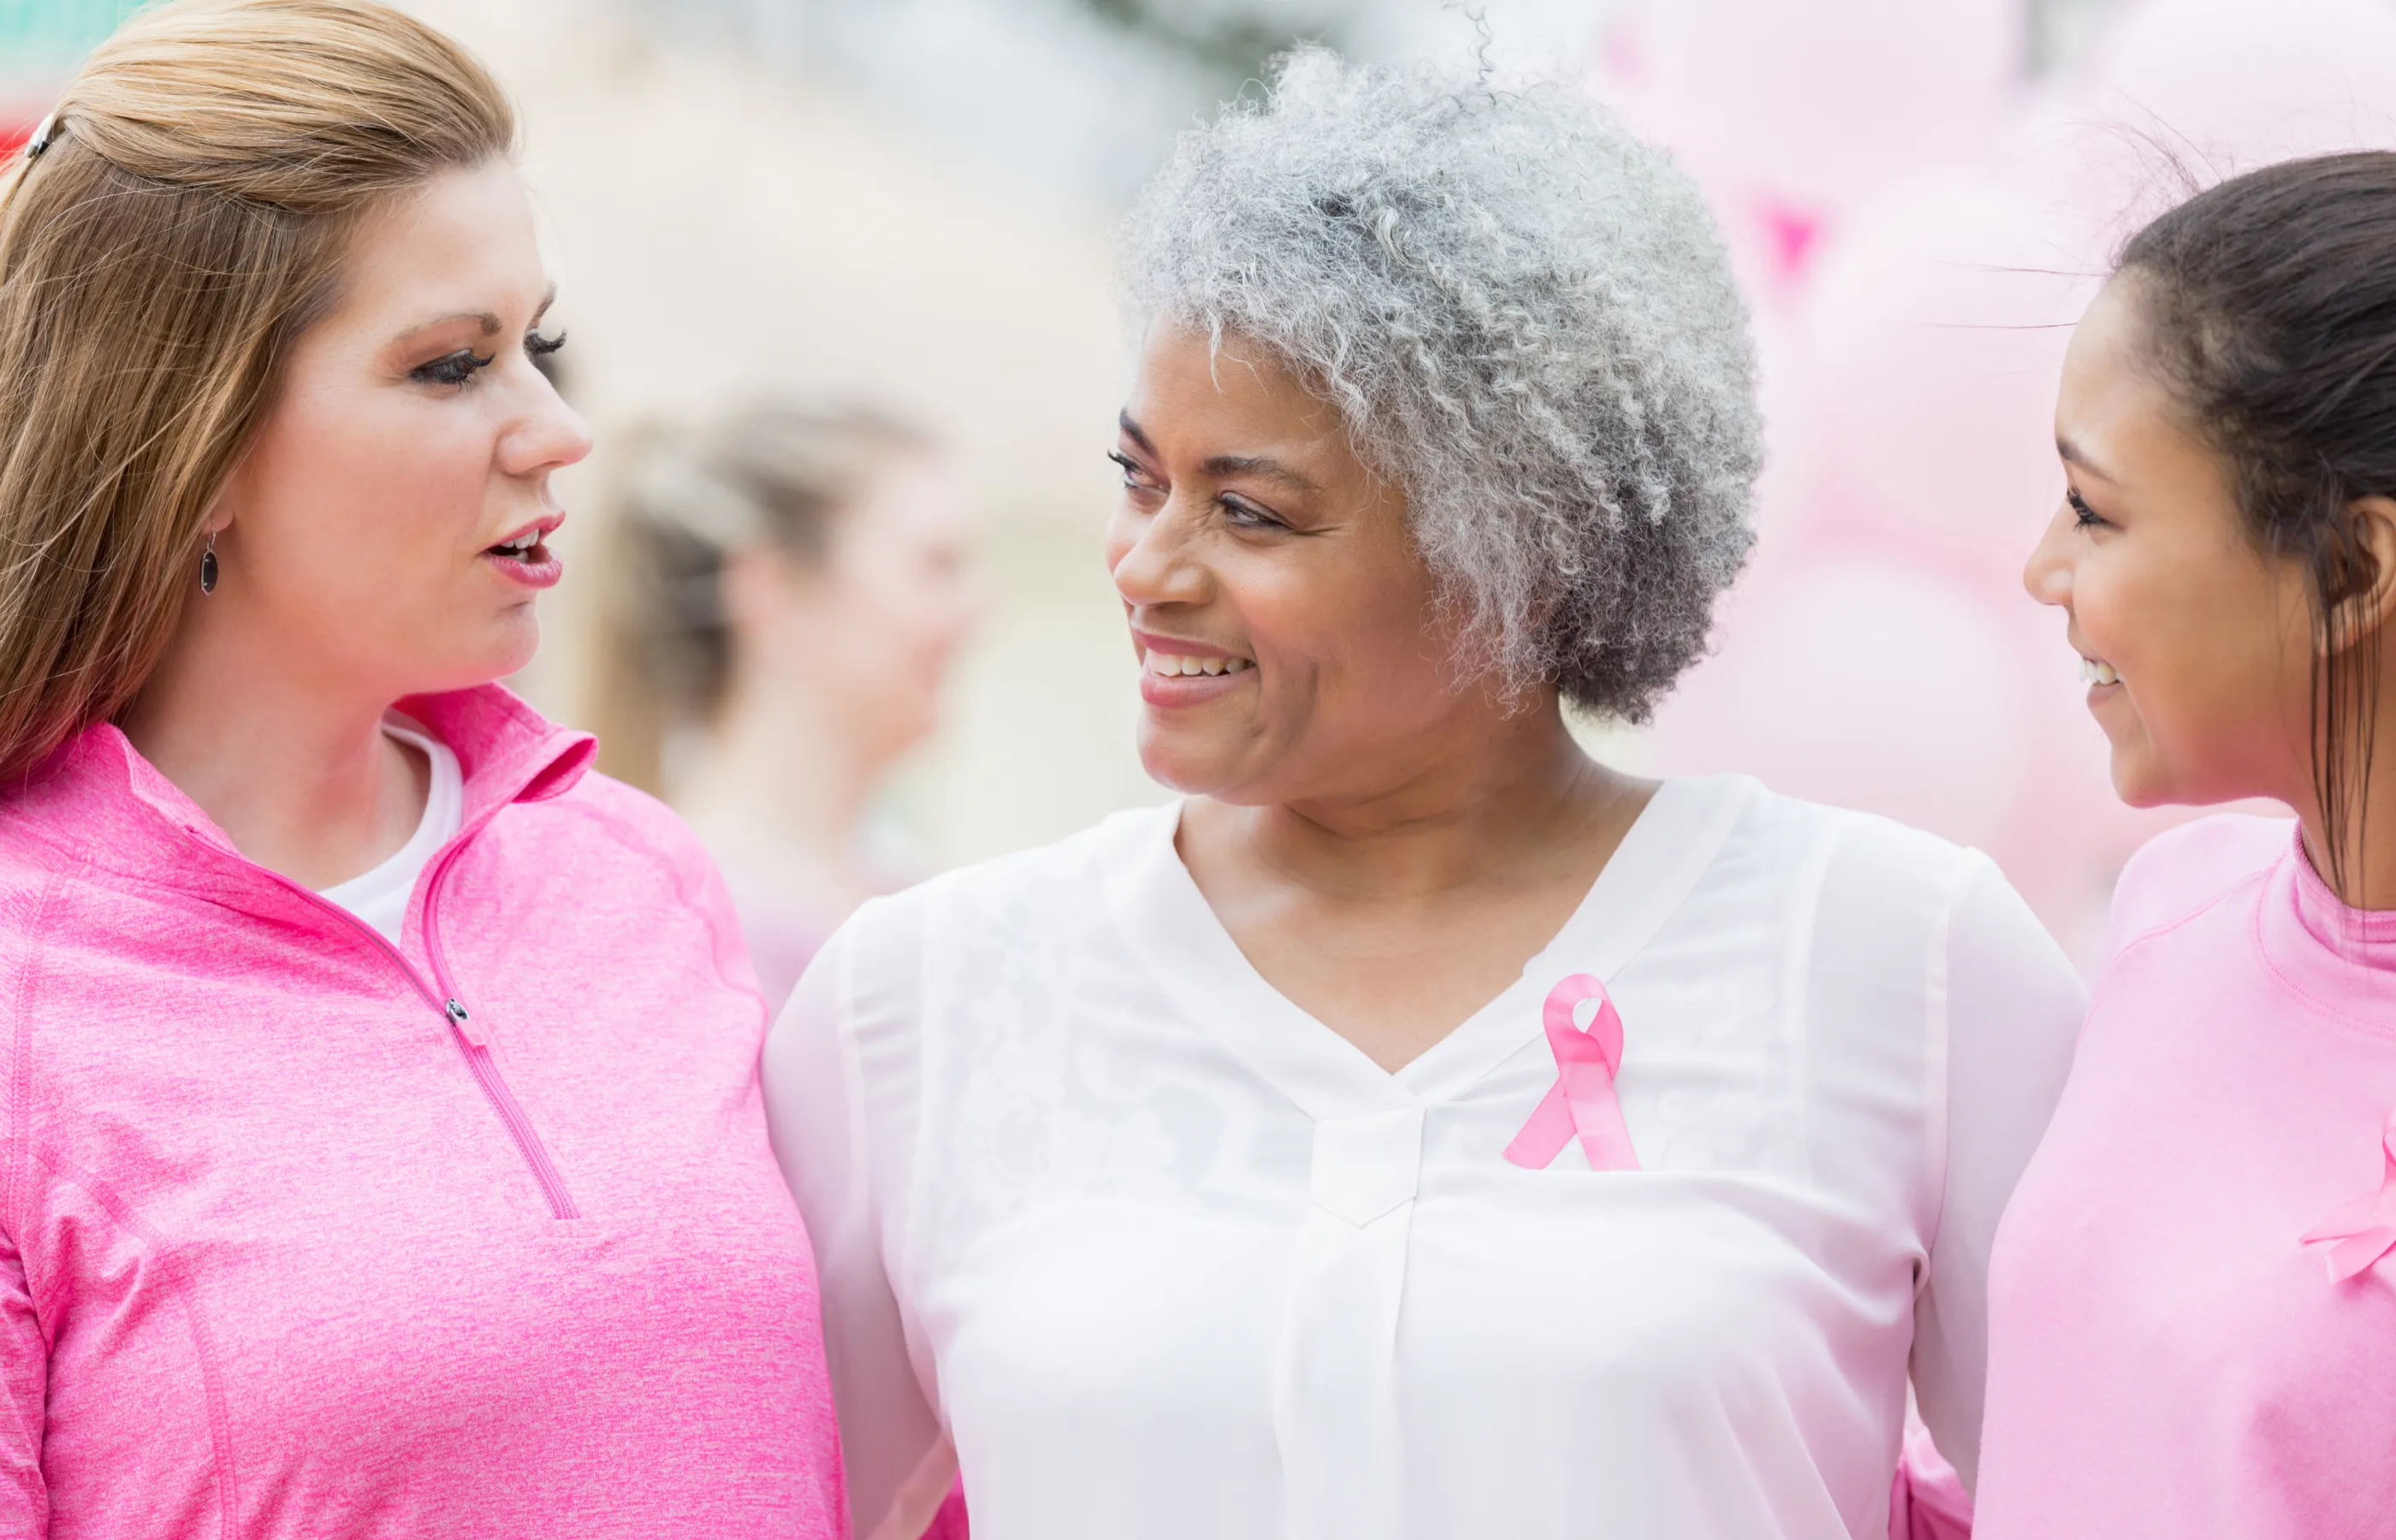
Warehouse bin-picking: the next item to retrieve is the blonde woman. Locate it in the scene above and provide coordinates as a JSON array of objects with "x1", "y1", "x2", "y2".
[
  {"x1": 595, "y1": 406, "x2": 980, "y2": 1016},
  {"x1": 0, "y1": 3, "x2": 842, "y2": 1533}
]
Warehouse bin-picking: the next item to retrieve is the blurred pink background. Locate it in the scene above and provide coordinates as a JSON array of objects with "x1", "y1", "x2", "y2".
[
  {"x1": 9, "y1": 0, "x2": 2393, "y2": 968},
  {"x1": 1604, "y1": 0, "x2": 2396, "y2": 964}
]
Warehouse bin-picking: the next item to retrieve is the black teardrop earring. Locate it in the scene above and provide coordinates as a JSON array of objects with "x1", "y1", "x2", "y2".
[{"x1": 199, "y1": 532, "x2": 218, "y2": 595}]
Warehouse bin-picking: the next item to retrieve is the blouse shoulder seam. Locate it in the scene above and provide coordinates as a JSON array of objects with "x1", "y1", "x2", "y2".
[{"x1": 1917, "y1": 846, "x2": 1991, "y2": 1270}]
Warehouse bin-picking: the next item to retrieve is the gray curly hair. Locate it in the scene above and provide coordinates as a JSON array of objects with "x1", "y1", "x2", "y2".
[{"x1": 1118, "y1": 48, "x2": 1763, "y2": 720}]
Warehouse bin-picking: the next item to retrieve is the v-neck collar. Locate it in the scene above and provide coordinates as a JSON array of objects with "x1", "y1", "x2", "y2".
[{"x1": 1100, "y1": 775, "x2": 1758, "y2": 1123}]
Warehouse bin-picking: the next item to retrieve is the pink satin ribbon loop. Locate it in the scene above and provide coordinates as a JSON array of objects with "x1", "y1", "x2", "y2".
[
  {"x1": 2302, "y1": 1110, "x2": 2396, "y2": 1282},
  {"x1": 1503, "y1": 974, "x2": 1640, "y2": 1171}
]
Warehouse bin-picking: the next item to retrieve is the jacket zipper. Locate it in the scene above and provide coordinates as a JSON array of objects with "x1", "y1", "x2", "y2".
[
  {"x1": 437, "y1": 994, "x2": 581, "y2": 1220},
  {"x1": 413, "y1": 838, "x2": 581, "y2": 1220},
  {"x1": 188, "y1": 828, "x2": 582, "y2": 1221}
]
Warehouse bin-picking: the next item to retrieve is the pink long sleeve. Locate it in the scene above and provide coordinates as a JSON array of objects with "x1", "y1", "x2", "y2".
[{"x1": 0, "y1": 1229, "x2": 44, "y2": 1533}]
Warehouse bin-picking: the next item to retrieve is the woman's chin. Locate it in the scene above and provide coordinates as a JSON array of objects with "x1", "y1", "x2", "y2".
[
  {"x1": 1135, "y1": 749, "x2": 1215, "y2": 797},
  {"x1": 487, "y1": 612, "x2": 542, "y2": 678},
  {"x1": 394, "y1": 622, "x2": 540, "y2": 700},
  {"x1": 2102, "y1": 743, "x2": 2190, "y2": 812},
  {"x1": 1134, "y1": 721, "x2": 1245, "y2": 799}
]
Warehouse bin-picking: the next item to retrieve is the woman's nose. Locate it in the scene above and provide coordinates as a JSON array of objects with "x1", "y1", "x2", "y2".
[
  {"x1": 2022, "y1": 503, "x2": 2075, "y2": 608},
  {"x1": 507, "y1": 373, "x2": 595, "y2": 479},
  {"x1": 1107, "y1": 500, "x2": 1209, "y2": 609}
]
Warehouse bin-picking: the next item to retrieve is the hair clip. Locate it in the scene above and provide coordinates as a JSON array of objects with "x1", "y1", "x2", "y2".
[{"x1": 24, "y1": 115, "x2": 56, "y2": 163}]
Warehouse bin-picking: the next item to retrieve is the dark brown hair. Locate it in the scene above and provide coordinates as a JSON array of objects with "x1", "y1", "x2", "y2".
[{"x1": 2118, "y1": 151, "x2": 2396, "y2": 903}]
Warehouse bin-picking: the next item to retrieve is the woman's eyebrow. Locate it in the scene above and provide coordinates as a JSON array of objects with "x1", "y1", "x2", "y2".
[
  {"x1": 1200, "y1": 454, "x2": 1320, "y2": 493},
  {"x1": 1117, "y1": 411, "x2": 1161, "y2": 459},
  {"x1": 2056, "y1": 435, "x2": 2119, "y2": 483},
  {"x1": 1116, "y1": 411, "x2": 1320, "y2": 492},
  {"x1": 387, "y1": 284, "x2": 559, "y2": 346},
  {"x1": 388, "y1": 310, "x2": 501, "y2": 345}
]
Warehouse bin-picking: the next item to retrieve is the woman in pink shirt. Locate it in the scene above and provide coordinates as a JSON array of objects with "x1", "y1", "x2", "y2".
[
  {"x1": 1975, "y1": 153, "x2": 2396, "y2": 1537},
  {"x1": 0, "y1": 1, "x2": 844, "y2": 1533}
]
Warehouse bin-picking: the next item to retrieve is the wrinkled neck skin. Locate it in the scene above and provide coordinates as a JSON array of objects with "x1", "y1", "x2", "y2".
[
  {"x1": 672, "y1": 649, "x2": 893, "y2": 920},
  {"x1": 118, "y1": 588, "x2": 427, "y2": 893},
  {"x1": 1189, "y1": 684, "x2": 1642, "y2": 906}
]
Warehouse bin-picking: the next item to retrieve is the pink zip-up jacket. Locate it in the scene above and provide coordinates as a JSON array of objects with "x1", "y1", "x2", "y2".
[{"x1": 0, "y1": 684, "x2": 846, "y2": 1538}]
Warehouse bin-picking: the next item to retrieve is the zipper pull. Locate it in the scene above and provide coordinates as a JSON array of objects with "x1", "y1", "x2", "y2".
[{"x1": 444, "y1": 998, "x2": 486, "y2": 1048}]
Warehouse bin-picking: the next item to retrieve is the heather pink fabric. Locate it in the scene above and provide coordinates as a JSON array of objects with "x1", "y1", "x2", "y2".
[
  {"x1": 0, "y1": 684, "x2": 845, "y2": 1538},
  {"x1": 1975, "y1": 814, "x2": 2396, "y2": 1538},
  {"x1": 1887, "y1": 1420, "x2": 1972, "y2": 1540}
]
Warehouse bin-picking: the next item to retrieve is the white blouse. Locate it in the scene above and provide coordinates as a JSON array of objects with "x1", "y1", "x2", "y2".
[{"x1": 764, "y1": 777, "x2": 2085, "y2": 1540}]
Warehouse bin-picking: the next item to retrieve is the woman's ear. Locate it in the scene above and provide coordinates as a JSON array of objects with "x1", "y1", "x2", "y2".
[
  {"x1": 198, "y1": 479, "x2": 238, "y2": 538},
  {"x1": 2329, "y1": 495, "x2": 2396, "y2": 649},
  {"x1": 717, "y1": 542, "x2": 801, "y2": 642}
]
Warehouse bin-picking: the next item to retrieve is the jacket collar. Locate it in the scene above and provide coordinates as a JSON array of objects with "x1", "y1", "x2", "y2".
[
  {"x1": 390, "y1": 684, "x2": 596, "y2": 829},
  {"x1": 16, "y1": 682, "x2": 595, "y2": 880}
]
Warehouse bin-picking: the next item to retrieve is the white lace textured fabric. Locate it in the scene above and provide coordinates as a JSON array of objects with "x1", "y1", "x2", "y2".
[{"x1": 765, "y1": 777, "x2": 2085, "y2": 1540}]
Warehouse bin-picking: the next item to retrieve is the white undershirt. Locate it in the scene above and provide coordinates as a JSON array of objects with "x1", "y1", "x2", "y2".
[
  {"x1": 318, "y1": 718, "x2": 464, "y2": 945},
  {"x1": 764, "y1": 777, "x2": 2087, "y2": 1540}
]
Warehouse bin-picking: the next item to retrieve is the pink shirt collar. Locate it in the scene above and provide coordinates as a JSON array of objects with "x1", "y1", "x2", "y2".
[
  {"x1": 2259, "y1": 825, "x2": 2396, "y2": 1036},
  {"x1": 7, "y1": 683, "x2": 594, "y2": 896}
]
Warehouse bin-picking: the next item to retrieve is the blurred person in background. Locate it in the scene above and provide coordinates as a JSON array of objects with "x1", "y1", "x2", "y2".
[
  {"x1": 596, "y1": 404, "x2": 979, "y2": 1015},
  {"x1": 1978, "y1": 152, "x2": 2396, "y2": 1539},
  {"x1": 0, "y1": 3, "x2": 844, "y2": 1532},
  {"x1": 768, "y1": 50, "x2": 2083, "y2": 1540}
]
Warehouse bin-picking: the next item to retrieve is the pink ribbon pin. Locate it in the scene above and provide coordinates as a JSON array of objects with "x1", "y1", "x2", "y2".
[
  {"x1": 2302, "y1": 1110, "x2": 2396, "y2": 1282},
  {"x1": 1503, "y1": 974, "x2": 1640, "y2": 1171}
]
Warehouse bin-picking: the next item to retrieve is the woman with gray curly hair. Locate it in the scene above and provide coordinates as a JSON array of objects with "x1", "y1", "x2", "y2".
[{"x1": 768, "y1": 49, "x2": 2082, "y2": 1540}]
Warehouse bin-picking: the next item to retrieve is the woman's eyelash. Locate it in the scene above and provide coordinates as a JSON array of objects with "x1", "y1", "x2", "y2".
[
  {"x1": 411, "y1": 329, "x2": 563, "y2": 388},
  {"x1": 413, "y1": 348, "x2": 494, "y2": 387},
  {"x1": 1218, "y1": 494, "x2": 1285, "y2": 530},
  {"x1": 2067, "y1": 486, "x2": 2106, "y2": 526},
  {"x1": 1105, "y1": 452, "x2": 1284, "y2": 530}
]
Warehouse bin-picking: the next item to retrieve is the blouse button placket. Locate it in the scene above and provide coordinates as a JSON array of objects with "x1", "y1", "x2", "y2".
[{"x1": 1275, "y1": 1105, "x2": 1425, "y2": 1537}]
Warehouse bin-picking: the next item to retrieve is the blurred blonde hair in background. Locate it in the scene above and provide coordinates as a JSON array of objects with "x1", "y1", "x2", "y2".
[
  {"x1": 590, "y1": 402, "x2": 930, "y2": 794},
  {"x1": 590, "y1": 399, "x2": 977, "y2": 1011}
]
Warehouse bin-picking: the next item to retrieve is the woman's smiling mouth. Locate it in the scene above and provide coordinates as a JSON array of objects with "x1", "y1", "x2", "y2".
[
  {"x1": 1132, "y1": 630, "x2": 1255, "y2": 708},
  {"x1": 1143, "y1": 649, "x2": 1254, "y2": 678}
]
